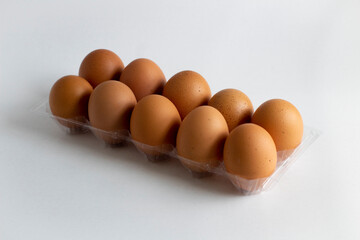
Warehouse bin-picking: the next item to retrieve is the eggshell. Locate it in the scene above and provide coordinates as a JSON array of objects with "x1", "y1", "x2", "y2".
[
  {"x1": 120, "y1": 58, "x2": 166, "y2": 101},
  {"x1": 251, "y1": 99, "x2": 303, "y2": 151},
  {"x1": 224, "y1": 123, "x2": 277, "y2": 180},
  {"x1": 209, "y1": 88, "x2": 253, "y2": 131},
  {"x1": 88, "y1": 80, "x2": 137, "y2": 145},
  {"x1": 176, "y1": 106, "x2": 229, "y2": 173},
  {"x1": 49, "y1": 75, "x2": 93, "y2": 129},
  {"x1": 130, "y1": 95, "x2": 181, "y2": 157},
  {"x1": 79, "y1": 49, "x2": 124, "y2": 88},
  {"x1": 162, "y1": 70, "x2": 211, "y2": 119}
]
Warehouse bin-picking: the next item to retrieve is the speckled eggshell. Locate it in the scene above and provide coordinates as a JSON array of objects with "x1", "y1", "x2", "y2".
[
  {"x1": 176, "y1": 106, "x2": 229, "y2": 173},
  {"x1": 79, "y1": 49, "x2": 124, "y2": 88},
  {"x1": 120, "y1": 58, "x2": 166, "y2": 101},
  {"x1": 130, "y1": 95, "x2": 181, "y2": 156},
  {"x1": 224, "y1": 123, "x2": 277, "y2": 181},
  {"x1": 162, "y1": 70, "x2": 211, "y2": 119},
  {"x1": 251, "y1": 99, "x2": 303, "y2": 151},
  {"x1": 49, "y1": 75, "x2": 93, "y2": 129},
  {"x1": 88, "y1": 80, "x2": 137, "y2": 144},
  {"x1": 209, "y1": 88, "x2": 253, "y2": 131}
]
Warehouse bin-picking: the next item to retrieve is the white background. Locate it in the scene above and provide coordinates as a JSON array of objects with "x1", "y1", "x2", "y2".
[{"x1": 1, "y1": 0, "x2": 360, "y2": 239}]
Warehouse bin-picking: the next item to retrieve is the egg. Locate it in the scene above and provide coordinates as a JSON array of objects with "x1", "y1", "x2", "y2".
[
  {"x1": 88, "y1": 80, "x2": 137, "y2": 144},
  {"x1": 208, "y1": 88, "x2": 253, "y2": 131},
  {"x1": 251, "y1": 99, "x2": 303, "y2": 151},
  {"x1": 176, "y1": 106, "x2": 229, "y2": 174},
  {"x1": 79, "y1": 49, "x2": 124, "y2": 88},
  {"x1": 49, "y1": 75, "x2": 93, "y2": 130},
  {"x1": 162, "y1": 70, "x2": 211, "y2": 119},
  {"x1": 130, "y1": 95, "x2": 181, "y2": 160},
  {"x1": 120, "y1": 58, "x2": 166, "y2": 101},
  {"x1": 224, "y1": 123, "x2": 277, "y2": 180}
]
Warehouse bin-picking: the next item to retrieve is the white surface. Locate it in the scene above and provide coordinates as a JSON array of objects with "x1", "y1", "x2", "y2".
[{"x1": 1, "y1": 0, "x2": 359, "y2": 239}]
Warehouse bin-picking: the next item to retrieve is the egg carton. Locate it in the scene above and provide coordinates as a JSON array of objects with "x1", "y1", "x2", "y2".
[{"x1": 33, "y1": 99, "x2": 320, "y2": 195}]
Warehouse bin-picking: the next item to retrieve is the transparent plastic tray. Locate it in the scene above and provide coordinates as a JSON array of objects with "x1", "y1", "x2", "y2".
[{"x1": 33, "y1": 99, "x2": 320, "y2": 195}]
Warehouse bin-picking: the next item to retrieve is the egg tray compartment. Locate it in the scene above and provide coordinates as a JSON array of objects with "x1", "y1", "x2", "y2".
[{"x1": 33, "y1": 100, "x2": 320, "y2": 195}]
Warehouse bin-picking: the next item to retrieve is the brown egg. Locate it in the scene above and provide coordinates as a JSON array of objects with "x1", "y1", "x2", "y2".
[
  {"x1": 49, "y1": 75, "x2": 93, "y2": 129},
  {"x1": 88, "y1": 80, "x2": 137, "y2": 144},
  {"x1": 163, "y1": 70, "x2": 211, "y2": 119},
  {"x1": 251, "y1": 99, "x2": 303, "y2": 151},
  {"x1": 224, "y1": 123, "x2": 277, "y2": 180},
  {"x1": 176, "y1": 106, "x2": 229, "y2": 173},
  {"x1": 119, "y1": 58, "x2": 166, "y2": 101},
  {"x1": 79, "y1": 49, "x2": 124, "y2": 88},
  {"x1": 224, "y1": 124, "x2": 277, "y2": 192},
  {"x1": 130, "y1": 95, "x2": 181, "y2": 158},
  {"x1": 209, "y1": 88, "x2": 253, "y2": 131}
]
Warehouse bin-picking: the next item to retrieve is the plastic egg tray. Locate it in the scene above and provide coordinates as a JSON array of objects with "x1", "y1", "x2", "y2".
[{"x1": 33, "y1": 99, "x2": 320, "y2": 195}]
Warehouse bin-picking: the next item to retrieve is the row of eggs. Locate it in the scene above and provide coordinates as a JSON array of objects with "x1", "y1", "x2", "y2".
[{"x1": 49, "y1": 49, "x2": 303, "y2": 181}]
